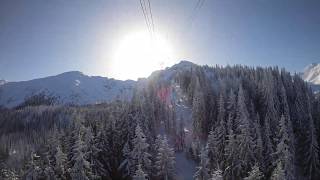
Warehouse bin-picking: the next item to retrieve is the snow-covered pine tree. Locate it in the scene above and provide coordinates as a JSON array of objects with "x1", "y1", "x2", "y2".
[
  {"x1": 224, "y1": 116, "x2": 238, "y2": 180},
  {"x1": 215, "y1": 94, "x2": 227, "y2": 167},
  {"x1": 44, "y1": 125, "x2": 61, "y2": 176},
  {"x1": 210, "y1": 168, "x2": 223, "y2": 180},
  {"x1": 156, "y1": 136, "x2": 175, "y2": 180},
  {"x1": 192, "y1": 77, "x2": 206, "y2": 140},
  {"x1": 207, "y1": 98, "x2": 227, "y2": 169},
  {"x1": 252, "y1": 113, "x2": 264, "y2": 169},
  {"x1": 279, "y1": 83, "x2": 295, "y2": 170},
  {"x1": 194, "y1": 147, "x2": 210, "y2": 180},
  {"x1": 262, "y1": 109, "x2": 274, "y2": 175},
  {"x1": 271, "y1": 161, "x2": 285, "y2": 180},
  {"x1": 54, "y1": 145, "x2": 67, "y2": 179},
  {"x1": 24, "y1": 153, "x2": 42, "y2": 180},
  {"x1": 244, "y1": 164, "x2": 264, "y2": 180},
  {"x1": 119, "y1": 141, "x2": 131, "y2": 178},
  {"x1": 83, "y1": 127, "x2": 101, "y2": 179},
  {"x1": 274, "y1": 115, "x2": 294, "y2": 180},
  {"x1": 133, "y1": 164, "x2": 148, "y2": 180},
  {"x1": 226, "y1": 89, "x2": 236, "y2": 129},
  {"x1": 155, "y1": 134, "x2": 163, "y2": 151},
  {"x1": 207, "y1": 129, "x2": 217, "y2": 169},
  {"x1": 70, "y1": 133, "x2": 92, "y2": 180},
  {"x1": 235, "y1": 84, "x2": 255, "y2": 177},
  {"x1": 304, "y1": 98, "x2": 320, "y2": 179},
  {"x1": 131, "y1": 124, "x2": 151, "y2": 174}
]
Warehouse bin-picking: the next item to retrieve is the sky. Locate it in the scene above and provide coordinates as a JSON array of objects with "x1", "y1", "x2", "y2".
[{"x1": 1, "y1": 0, "x2": 320, "y2": 81}]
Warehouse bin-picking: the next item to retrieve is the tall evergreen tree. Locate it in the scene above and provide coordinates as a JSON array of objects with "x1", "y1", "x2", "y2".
[
  {"x1": 304, "y1": 108, "x2": 320, "y2": 179},
  {"x1": 274, "y1": 115, "x2": 294, "y2": 180},
  {"x1": 192, "y1": 77, "x2": 206, "y2": 140},
  {"x1": 70, "y1": 134, "x2": 92, "y2": 180},
  {"x1": 224, "y1": 118, "x2": 238, "y2": 180},
  {"x1": 210, "y1": 169, "x2": 223, "y2": 180},
  {"x1": 133, "y1": 164, "x2": 148, "y2": 180},
  {"x1": 155, "y1": 136, "x2": 175, "y2": 180},
  {"x1": 235, "y1": 84, "x2": 255, "y2": 177},
  {"x1": 244, "y1": 164, "x2": 264, "y2": 180},
  {"x1": 194, "y1": 147, "x2": 210, "y2": 180},
  {"x1": 131, "y1": 124, "x2": 151, "y2": 174},
  {"x1": 271, "y1": 161, "x2": 285, "y2": 180},
  {"x1": 54, "y1": 146, "x2": 67, "y2": 179}
]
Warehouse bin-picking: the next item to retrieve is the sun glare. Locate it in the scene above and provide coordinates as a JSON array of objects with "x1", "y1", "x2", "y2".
[{"x1": 111, "y1": 31, "x2": 177, "y2": 80}]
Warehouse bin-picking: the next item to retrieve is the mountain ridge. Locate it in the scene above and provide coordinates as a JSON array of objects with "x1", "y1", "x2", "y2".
[
  {"x1": 1, "y1": 60, "x2": 317, "y2": 108},
  {"x1": 0, "y1": 70, "x2": 136, "y2": 108}
]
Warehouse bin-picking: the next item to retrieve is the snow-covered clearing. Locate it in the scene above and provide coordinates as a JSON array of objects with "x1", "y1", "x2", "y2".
[{"x1": 172, "y1": 83, "x2": 197, "y2": 179}]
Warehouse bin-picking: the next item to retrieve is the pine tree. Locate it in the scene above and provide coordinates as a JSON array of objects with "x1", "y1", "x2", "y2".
[
  {"x1": 155, "y1": 134, "x2": 163, "y2": 152},
  {"x1": 54, "y1": 146, "x2": 67, "y2": 179},
  {"x1": 207, "y1": 129, "x2": 217, "y2": 169},
  {"x1": 194, "y1": 147, "x2": 210, "y2": 180},
  {"x1": 271, "y1": 161, "x2": 285, "y2": 180},
  {"x1": 262, "y1": 111, "x2": 274, "y2": 175},
  {"x1": 25, "y1": 153, "x2": 42, "y2": 180},
  {"x1": 70, "y1": 134, "x2": 92, "y2": 180},
  {"x1": 274, "y1": 115, "x2": 294, "y2": 180},
  {"x1": 214, "y1": 94, "x2": 227, "y2": 167},
  {"x1": 133, "y1": 164, "x2": 148, "y2": 180},
  {"x1": 192, "y1": 77, "x2": 206, "y2": 140},
  {"x1": 83, "y1": 127, "x2": 101, "y2": 179},
  {"x1": 224, "y1": 118, "x2": 238, "y2": 180},
  {"x1": 235, "y1": 84, "x2": 255, "y2": 177},
  {"x1": 119, "y1": 142, "x2": 131, "y2": 177},
  {"x1": 244, "y1": 164, "x2": 264, "y2": 180},
  {"x1": 304, "y1": 111, "x2": 320, "y2": 179},
  {"x1": 156, "y1": 136, "x2": 175, "y2": 180},
  {"x1": 252, "y1": 113, "x2": 263, "y2": 168},
  {"x1": 210, "y1": 169, "x2": 223, "y2": 180},
  {"x1": 131, "y1": 124, "x2": 151, "y2": 173}
]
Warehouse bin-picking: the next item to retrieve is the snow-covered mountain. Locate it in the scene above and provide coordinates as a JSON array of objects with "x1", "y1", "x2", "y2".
[
  {"x1": 301, "y1": 63, "x2": 320, "y2": 84},
  {"x1": 0, "y1": 79, "x2": 7, "y2": 86},
  {"x1": 0, "y1": 71, "x2": 135, "y2": 108},
  {"x1": 0, "y1": 61, "x2": 198, "y2": 108}
]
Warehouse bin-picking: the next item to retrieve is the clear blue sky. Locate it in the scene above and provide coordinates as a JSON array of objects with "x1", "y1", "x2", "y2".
[{"x1": 1, "y1": 0, "x2": 320, "y2": 81}]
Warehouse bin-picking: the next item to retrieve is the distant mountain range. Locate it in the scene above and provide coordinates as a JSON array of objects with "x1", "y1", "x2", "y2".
[
  {"x1": 0, "y1": 71, "x2": 135, "y2": 108},
  {"x1": 0, "y1": 61, "x2": 196, "y2": 108},
  {"x1": 1, "y1": 61, "x2": 319, "y2": 108}
]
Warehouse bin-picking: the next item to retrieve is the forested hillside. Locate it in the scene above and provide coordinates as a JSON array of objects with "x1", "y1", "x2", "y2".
[{"x1": 1, "y1": 62, "x2": 320, "y2": 180}]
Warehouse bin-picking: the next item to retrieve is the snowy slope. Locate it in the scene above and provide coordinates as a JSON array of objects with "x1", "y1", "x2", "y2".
[
  {"x1": 0, "y1": 71, "x2": 135, "y2": 108},
  {"x1": 302, "y1": 63, "x2": 320, "y2": 84}
]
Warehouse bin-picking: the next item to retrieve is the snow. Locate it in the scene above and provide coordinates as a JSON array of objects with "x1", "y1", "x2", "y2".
[
  {"x1": 0, "y1": 61, "x2": 199, "y2": 108},
  {"x1": 0, "y1": 71, "x2": 135, "y2": 107},
  {"x1": 149, "y1": 60, "x2": 197, "y2": 82},
  {"x1": 0, "y1": 79, "x2": 7, "y2": 86},
  {"x1": 74, "y1": 79, "x2": 81, "y2": 86},
  {"x1": 302, "y1": 63, "x2": 320, "y2": 84},
  {"x1": 175, "y1": 152, "x2": 197, "y2": 180},
  {"x1": 171, "y1": 81, "x2": 197, "y2": 179}
]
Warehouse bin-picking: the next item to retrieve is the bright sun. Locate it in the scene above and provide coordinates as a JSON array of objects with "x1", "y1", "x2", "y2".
[{"x1": 111, "y1": 31, "x2": 177, "y2": 80}]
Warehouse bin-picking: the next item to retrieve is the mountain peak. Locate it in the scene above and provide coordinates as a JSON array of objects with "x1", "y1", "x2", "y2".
[
  {"x1": 57, "y1": 71, "x2": 84, "y2": 77},
  {"x1": 173, "y1": 60, "x2": 197, "y2": 67}
]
